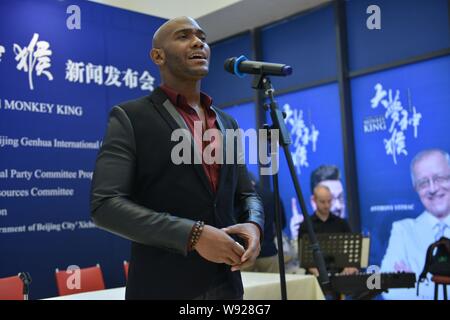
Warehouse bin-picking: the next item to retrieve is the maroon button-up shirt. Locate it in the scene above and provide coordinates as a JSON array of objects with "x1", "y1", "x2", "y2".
[{"x1": 160, "y1": 85, "x2": 221, "y2": 193}]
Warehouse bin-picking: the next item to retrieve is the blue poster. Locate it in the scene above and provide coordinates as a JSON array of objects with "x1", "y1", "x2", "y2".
[
  {"x1": 0, "y1": 0, "x2": 164, "y2": 299},
  {"x1": 273, "y1": 83, "x2": 346, "y2": 240},
  {"x1": 351, "y1": 55, "x2": 450, "y2": 299}
]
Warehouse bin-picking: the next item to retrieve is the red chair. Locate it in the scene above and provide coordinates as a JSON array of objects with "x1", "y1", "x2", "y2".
[
  {"x1": 0, "y1": 275, "x2": 24, "y2": 300},
  {"x1": 55, "y1": 264, "x2": 105, "y2": 296},
  {"x1": 432, "y1": 275, "x2": 450, "y2": 300},
  {"x1": 123, "y1": 261, "x2": 129, "y2": 281}
]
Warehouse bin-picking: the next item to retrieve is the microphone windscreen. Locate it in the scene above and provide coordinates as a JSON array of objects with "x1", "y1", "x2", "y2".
[{"x1": 224, "y1": 57, "x2": 237, "y2": 74}]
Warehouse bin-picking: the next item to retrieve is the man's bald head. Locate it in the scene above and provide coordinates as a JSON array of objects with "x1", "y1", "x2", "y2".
[
  {"x1": 313, "y1": 185, "x2": 333, "y2": 217},
  {"x1": 150, "y1": 16, "x2": 210, "y2": 81},
  {"x1": 313, "y1": 185, "x2": 332, "y2": 199},
  {"x1": 152, "y1": 16, "x2": 201, "y2": 49}
]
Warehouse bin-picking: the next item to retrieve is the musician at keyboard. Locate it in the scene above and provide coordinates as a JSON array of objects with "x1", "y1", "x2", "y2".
[{"x1": 298, "y1": 185, "x2": 359, "y2": 277}]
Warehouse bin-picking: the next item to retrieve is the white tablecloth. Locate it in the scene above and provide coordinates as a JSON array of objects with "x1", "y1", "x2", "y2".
[{"x1": 44, "y1": 272, "x2": 324, "y2": 300}]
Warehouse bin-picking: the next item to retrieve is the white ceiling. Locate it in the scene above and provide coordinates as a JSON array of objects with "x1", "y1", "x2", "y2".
[
  {"x1": 88, "y1": 0, "x2": 242, "y2": 19},
  {"x1": 198, "y1": 0, "x2": 331, "y2": 43},
  {"x1": 88, "y1": 0, "x2": 331, "y2": 42}
]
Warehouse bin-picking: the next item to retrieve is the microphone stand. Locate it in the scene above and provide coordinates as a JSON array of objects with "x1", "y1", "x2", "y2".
[
  {"x1": 253, "y1": 72, "x2": 330, "y2": 299},
  {"x1": 263, "y1": 121, "x2": 288, "y2": 300}
]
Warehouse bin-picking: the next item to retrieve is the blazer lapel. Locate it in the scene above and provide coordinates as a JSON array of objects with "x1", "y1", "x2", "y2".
[
  {"x1": 158, "y1": 98, "x2": 214, "y2": 197},
  {"x1": 212, "y1": 107, "x2": 229, "y2": 198}
]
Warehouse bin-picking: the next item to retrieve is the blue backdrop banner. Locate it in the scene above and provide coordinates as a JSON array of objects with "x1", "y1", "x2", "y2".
[
  {"x1": 274, "y1": 83, "x2": 346, "y2": 240},
  {"x1": 351, "y1": 55, "x2": 450, "y2": 299},
  {"x1": 0, "y1": 0, "x2": 164, "y2": 299}
]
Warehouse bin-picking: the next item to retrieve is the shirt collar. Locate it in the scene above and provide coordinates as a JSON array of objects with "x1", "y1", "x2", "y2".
[
  {"x1": 160, "y1": 84, "x2": 213, "y2": 111},
  {"x1": 312, "y1": 211, "x2": 335, "y2": 223},
  {"x1": 444, "y1": 214, "x2": 450, "y2": 226},
  {"x1": 420, "y1": 211, "x2": 450, "y2": 228}
]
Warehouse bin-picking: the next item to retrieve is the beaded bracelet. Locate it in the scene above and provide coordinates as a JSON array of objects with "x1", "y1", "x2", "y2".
[{"x1": 189, "y1": 220, "x2": 205, "y2": 251}]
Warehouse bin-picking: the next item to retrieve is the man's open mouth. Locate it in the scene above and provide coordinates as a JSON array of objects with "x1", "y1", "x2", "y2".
[{"x1": 188, "y1": 52, "x2": 207, "y2": 60}]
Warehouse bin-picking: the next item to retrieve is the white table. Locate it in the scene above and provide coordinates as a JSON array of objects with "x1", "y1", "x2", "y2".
[{"x1": 44, "y1": 272, "x2": 324, "y2": 300}]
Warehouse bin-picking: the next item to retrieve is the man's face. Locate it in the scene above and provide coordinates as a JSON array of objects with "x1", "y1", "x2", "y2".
[
  {"x1": 310, "y1": 180, "x2": 346, "y2": 218},
  {"x1": 413, "y1": 152, "x2": 450, "y2": 219},
  {"x1": 154, "y1": 18, "x2": 210, "y2": 80},
  {"x1": 313, "y1": 188, "x2": 333, "y2": 217}
]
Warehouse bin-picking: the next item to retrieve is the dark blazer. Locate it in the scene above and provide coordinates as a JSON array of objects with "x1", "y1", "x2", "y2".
[{"x1": 90, "y1": 87, "x2": 264, "y2": 299}]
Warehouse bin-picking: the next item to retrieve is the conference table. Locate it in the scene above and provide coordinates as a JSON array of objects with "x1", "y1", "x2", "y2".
[{"x1": 45, "y1": 272, "x2": 324, "y2": 300}]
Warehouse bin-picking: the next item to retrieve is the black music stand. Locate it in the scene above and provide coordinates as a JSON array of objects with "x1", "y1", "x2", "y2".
[
  {"x1": 299, "y1": 233, "x2": 403, "y2": 299},
  {"x1": 299, "y1": 233, "x2": 368, "y2": 299},
  {"x1": 299, "y1": 233, "x2": 363, "y2": 273}
]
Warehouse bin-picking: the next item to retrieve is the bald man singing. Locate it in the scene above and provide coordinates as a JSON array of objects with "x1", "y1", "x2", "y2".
[{"x1": 90, "y1": 17, "x2": 264, "y2": 300}]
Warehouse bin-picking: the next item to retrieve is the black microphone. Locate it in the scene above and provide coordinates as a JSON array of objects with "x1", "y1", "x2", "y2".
[{"x1": 224, "y1": 55, "x2": 292, "y2": 77}]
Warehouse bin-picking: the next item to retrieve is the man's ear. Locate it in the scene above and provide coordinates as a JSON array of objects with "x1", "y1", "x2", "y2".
[{"x1": 150, "y1": 48, "x2": 164, "y2": 66}]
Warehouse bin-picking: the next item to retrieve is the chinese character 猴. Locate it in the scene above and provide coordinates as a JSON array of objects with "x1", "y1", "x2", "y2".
[{"x1": 13, "y1": 33, "x2": 53, "y2": 90}]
